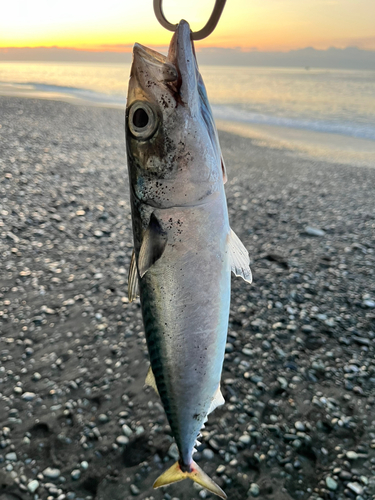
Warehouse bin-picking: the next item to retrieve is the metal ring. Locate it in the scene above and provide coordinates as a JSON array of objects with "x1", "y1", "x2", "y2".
[{"x1": 153, "y1": 0, "x2": 227, "y2": 40}]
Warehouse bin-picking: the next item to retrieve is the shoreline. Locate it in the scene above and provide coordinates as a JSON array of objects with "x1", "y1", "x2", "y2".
[
  {"x1": 0, "y1": 83, "x2": 125, "y2": 109},
  {"x1": 0, "y1": 90, "x2": 374, "y2": 169},
  {"x1": 216, "y1": 119, "x2": 375, "y2": 169}
]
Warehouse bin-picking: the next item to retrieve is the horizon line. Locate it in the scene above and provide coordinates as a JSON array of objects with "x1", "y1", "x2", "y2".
[{"x1": 1, "y1": 45, "x2": 375, "y2": 54}]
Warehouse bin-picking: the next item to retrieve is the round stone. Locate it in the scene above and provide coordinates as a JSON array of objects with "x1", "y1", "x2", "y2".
[
  {"x1": 292, "y1": 439, "x2": 302, "y2": 449},
  {"x1": 249, "y1": 483, "x2": 260, "y2": 497},
  {"x1": 225, "y1": 343, "x2": 234, "y2": 353},
  {"x1": 242, "y1": 348, "x2": 253, "y2": 356},
  {"x1": 202, "y1": 449, "x2": 214, "y2": 460},
  {"x1": 122, "y1": 424, "x2": 133, "y2": 437},
  {"x1": 116, "y1": 435, "x2": 129, "y2": 446},
  {"x1": 239, "y1": 434, "x2": 251, "y2": 445},
  {"x1": 130, "y1": 484, "x2": 140, "y2": 495},
  {"x1": 22, "y1": 392, "x2": 36, "y2": 401},
  {"x1": 43, "y1": 467, "x2": 61, "y2": 479},
  {"x1": 347, "y1": 482, "x2": 363, "y2": 495},
  {"x1": 325, "y1": 477, "x2": 338, "y2": 490},
  {"x1": 168, "y1": 443, "x2": 179, "y2": 460},
  {"x1": 28, "y1": 480, "x2": 39, "y2": 493},
  {"x1": 295, "y1": 421, "x2": 305, "y2": 431},
  {"x1": 304, "y1": 226, "x2": 325, "y2": 237},
  {"x1": 71, "y1": 469, "x2": 81, "y2": 480}
]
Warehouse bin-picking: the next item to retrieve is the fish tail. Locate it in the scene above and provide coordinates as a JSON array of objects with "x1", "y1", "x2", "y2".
[{"x1": 153, "y1": 460, "x2": 226, "y2": 499}]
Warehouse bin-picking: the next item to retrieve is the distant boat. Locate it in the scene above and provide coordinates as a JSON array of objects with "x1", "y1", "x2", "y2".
[{"x1": 305, "y1": 66, "x2": 310, "y2": 70}]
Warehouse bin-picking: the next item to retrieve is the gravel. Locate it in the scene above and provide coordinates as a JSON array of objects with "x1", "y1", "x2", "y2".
[{"x1": 0, "y1": 96, "x2": 375, "y2": 500}]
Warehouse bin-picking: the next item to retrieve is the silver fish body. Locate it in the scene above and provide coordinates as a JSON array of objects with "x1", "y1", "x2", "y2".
[
  {"x1": 125, "y1": 20, "x2": 251, "y2": 498},
  {"x1": 140, "y1": 192, "x2": 230, "y2": 464}
]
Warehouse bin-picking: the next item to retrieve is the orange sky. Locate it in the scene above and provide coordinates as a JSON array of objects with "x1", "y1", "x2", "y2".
[{"x1": 0, "y1": 0, "x2": 374, "y2": 52}]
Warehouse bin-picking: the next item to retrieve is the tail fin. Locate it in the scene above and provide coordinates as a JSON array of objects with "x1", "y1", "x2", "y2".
[{"x1": 153, "y1": 460, "x2": 226, "y2": 499}]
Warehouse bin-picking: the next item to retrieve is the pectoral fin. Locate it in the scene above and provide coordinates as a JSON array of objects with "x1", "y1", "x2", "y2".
[
  {"x1": 128, "y1": 249, "x2": 139, "y2": 302},
  {"x1": 138, "y1": 213, "x2": 168, "y2": 278},
  {"x1": 145, "y1": 366, "x2": 159, "y2": 396},
  {"x1": 228, "y1": 229, "x2": 252, "y2": 283}
]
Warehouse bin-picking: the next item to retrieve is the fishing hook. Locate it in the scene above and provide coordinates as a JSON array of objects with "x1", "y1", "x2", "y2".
[{"x1": 153, "y1": 0, "x2": 227, "y2": 40}]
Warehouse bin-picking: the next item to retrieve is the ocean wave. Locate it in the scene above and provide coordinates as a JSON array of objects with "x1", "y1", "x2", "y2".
[
  {"x1": 211, "y1": 104, "x2": 375, "y2": 141},
  {"x1": 1, "y1": 80, "x2": 374, "y2": 141},
  {"x1": 0, "y1": 81, "x2": 125, "y2": 107}
]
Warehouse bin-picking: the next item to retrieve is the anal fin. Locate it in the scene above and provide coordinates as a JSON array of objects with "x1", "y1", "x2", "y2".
[
  {"x1": 145, "y1": 366, "x2": 159, "y2": 396},
  {"x1": 154, "y1": 460, "x2": 226, "y2": 499},
  {"x1": 228, "y1": 228, "x2": 252, "y2": 283},
  {"x1": 208, "y1": 385, "x2": 225, "y2": 414}
]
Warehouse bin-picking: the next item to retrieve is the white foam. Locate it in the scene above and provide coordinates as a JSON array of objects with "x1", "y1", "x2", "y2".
[{"x1": 211, "y1": 104, "x2": 375, "y2": 142}]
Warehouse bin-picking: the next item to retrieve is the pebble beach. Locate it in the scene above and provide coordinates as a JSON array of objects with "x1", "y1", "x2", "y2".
[{"x1": 1, "y1": 95, "x2": 375, "y2": 500}]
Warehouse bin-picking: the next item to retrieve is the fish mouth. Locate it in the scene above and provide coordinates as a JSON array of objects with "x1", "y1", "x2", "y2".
[
  {"x1": 133, "y1": 43, "x2": 166, "y2": 66},
  {"x1": 132, "y1": 43, "x2": 178, "y2": 83},
  {"x1": 131, "y1": 20, "x2": 198, "y2": 109},
  {"x1": 166, "y1": 20, "x2": 199, "y2": 108},
  {"x1": 133, "y1": 19, "x2": 195, "y2": 79},
  {"x1": 166, "y1": 20, "x2": 195, "y2": 73}
]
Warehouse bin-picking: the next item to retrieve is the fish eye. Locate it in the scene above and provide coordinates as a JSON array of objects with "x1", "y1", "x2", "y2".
[
  {"x1": 133, "y1": 108, "x2": 149, "y2": 128},
  {"x1": 128, "y1": 101, "x2": 157, "y2": 139}
]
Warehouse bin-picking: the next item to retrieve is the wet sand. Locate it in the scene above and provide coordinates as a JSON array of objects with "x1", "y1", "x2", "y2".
[{"x1": 216, "y1": 120, "x2": 375, "y2": 169}]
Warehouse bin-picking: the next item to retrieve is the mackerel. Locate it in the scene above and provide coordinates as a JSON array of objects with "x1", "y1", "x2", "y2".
[{"x1": 125, "y1": 20, "x2": 251, "y2": 498}]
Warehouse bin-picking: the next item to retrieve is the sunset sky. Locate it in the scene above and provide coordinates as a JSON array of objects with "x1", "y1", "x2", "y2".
[{"x1": 1, "y1": 0, "x2": 375, "y2": 52}]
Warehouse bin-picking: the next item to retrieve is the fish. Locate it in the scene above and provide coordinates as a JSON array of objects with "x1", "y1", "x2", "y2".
[{"x1": 125, "y1": 19, "x2": 252, "y2": 499}]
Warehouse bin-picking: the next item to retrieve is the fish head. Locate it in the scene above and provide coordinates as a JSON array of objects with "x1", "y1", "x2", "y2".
[{"x1": 126, "y1": 20, "x2": 224, "y2": 209}]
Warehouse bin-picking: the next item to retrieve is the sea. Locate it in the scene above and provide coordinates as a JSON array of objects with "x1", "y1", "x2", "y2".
[{"x1": 0, "y1": 61, "x2": 374, "y2": 167}]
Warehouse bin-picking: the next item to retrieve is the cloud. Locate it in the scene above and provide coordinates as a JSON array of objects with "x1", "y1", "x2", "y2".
[
  {"x1": 334, "y1": 36, "x2": 375, "y2": 50},
  {"x1": 98, "y1": 44, "x2": 134, "y2": 50},
  {"x1": 195, "y1": 46, "x2": 375, "y2": 70}
]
